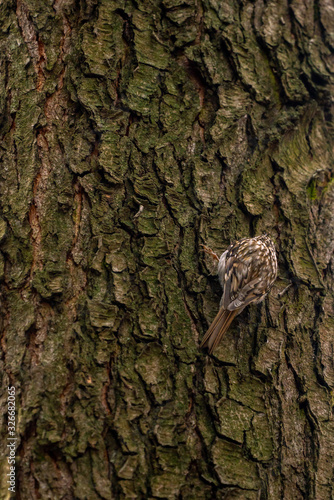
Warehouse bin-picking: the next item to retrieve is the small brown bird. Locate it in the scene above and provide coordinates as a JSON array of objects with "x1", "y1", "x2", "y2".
[{"x1": 201, "y1": 234, "x2": 277, "y2": 354}]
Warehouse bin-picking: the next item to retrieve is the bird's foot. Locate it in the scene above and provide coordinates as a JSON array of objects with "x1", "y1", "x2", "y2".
[
  {"x1": 200, "y1": 244, "x2": 219, "y2": 262},
  {"x1": 277, "y1": 282, "x2": 293, "y2": 298}
]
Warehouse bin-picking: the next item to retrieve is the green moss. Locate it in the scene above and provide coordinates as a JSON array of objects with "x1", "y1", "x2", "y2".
[
  {"x1": 216, "y1": 399, "x2": 253, "y2": 442},
  {"x1": 135, "y1": 343, "x2": 173, "y2": 403},
  {"x1": 212, "y1": 439, "x2": 261, "y2": 490},
  {"x1": 307, "y1": 177, "x2": 318, "y2": 200},
  {"x1": 246, "y1": 414, "x2": 274, "y2": 461}
]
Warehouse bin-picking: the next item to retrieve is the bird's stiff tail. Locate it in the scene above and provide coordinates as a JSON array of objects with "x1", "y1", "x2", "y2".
[{"x1": 200, "y1": 308, "x2": 238, "y2": 354}]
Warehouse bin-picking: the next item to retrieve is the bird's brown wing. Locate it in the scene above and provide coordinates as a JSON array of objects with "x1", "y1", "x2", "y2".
[{"x1": 221, "y1": 239, "x2": 265, "y2": 311}]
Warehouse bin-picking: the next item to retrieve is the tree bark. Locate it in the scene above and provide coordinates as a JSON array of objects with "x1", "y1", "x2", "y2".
[{"x1": 1, "y1": 0, "x2": 334, "y2": 499}]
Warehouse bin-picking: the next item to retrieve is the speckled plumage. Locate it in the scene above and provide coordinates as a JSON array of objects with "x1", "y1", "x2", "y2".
[{"x1": 201, "y1": 235, "x2": 277, "y2": 354}]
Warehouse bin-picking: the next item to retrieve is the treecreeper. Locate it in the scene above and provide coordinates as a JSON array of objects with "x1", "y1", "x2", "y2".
[{"x1": 201, "y1": 235, "x2": 278, "y2": 354}]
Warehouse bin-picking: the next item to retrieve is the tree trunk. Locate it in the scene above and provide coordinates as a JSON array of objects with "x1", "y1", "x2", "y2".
[{"x1": 1, "y1": 0, "x2": 334, "y2": 498}]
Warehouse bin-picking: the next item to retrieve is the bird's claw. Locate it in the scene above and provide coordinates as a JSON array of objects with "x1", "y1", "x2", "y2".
[{"x1": 200, "y1": 244, "x2": 219, "y2": 262}]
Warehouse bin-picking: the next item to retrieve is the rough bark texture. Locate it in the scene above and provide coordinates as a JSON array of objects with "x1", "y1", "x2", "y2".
[{"x1": 0, "y1": 0, "x2": 334, "y2": 499}]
